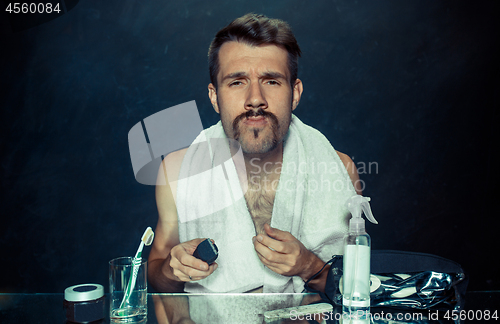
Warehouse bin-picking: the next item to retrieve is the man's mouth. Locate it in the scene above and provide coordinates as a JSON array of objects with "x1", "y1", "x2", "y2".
[
  {"x1": 243, "y1": 113, "x2": 267, "y2": 126},
  {"x1": 232, "y1": 108, "x2": 280, "y2": 141},
  {"x1": 245, "y1": 114, "x2": 266, "y2": 121}
]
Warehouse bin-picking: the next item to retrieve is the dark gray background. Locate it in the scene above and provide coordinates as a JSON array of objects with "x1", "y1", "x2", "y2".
[{"x1": 0, "y1": 0, "x2": 498, "y2": 293}]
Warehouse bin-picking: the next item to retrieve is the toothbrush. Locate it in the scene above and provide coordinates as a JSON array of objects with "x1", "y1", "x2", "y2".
[{"x1": 120, "y1": 227, "x2": 154, "y2": 309}]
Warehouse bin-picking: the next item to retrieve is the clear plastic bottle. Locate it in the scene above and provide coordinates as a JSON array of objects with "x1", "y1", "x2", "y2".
[{"x1": 342, "y1": 195, "x2": 377, "y2": 320}]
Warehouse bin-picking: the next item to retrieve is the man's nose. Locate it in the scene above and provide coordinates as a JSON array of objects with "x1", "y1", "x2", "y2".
[{"x1": 245, "y1": 82, "x2": 268, "y2": 110}]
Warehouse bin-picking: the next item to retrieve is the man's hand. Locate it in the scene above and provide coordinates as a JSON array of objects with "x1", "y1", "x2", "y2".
[
  {"x1": 168, "y1": 238, "x2": 218, "y2": 282},
  {"x1": 252, "y1": 224, "x2": 323, "y2": 280}
]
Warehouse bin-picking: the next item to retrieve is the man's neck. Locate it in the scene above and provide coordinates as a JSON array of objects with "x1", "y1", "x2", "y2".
[{"x1": 243, "y1": 142, "x2": 284, "y2": 179}]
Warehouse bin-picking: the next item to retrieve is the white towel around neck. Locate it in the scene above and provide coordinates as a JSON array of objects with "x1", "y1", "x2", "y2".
[{"x1": 177, "y1": 114, "x2": 356, "y2": 293}]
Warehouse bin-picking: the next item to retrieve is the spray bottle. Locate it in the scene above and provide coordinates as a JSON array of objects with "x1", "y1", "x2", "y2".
[{"x1": 342, "y1": 195, "x2": 378, "y2": 319}]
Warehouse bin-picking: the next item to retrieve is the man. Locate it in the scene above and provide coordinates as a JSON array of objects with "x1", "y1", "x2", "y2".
[{"x1": 148, "y1": 13, "x2": 362, "y2": 294}]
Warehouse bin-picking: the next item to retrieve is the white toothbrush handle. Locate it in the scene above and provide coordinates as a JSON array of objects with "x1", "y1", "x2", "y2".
[
  {"x1": 134, "y1": 241, "x2": 145, "y2": 259},
  {"x1": 120, "y1": 242, "x2": 144, "y2": 308},
  {"x1": 127, "y1": 257, "x2": 142, "y2": 298}
]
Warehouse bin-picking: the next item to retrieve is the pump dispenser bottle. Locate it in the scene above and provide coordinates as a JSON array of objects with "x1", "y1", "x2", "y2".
[{"x1": 342, "y1": 195, "x2": 378, "y2": 319}]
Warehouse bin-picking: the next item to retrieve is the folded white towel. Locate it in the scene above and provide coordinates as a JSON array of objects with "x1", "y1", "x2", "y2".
[{"x1": 177, "y1": 114, "x2": 356, "y2": 293}]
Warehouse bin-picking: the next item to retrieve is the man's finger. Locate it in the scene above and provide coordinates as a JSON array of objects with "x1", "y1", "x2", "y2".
[
  {"x1": 184, "y1": 238, "x2": 209, "y2": 254},
  {"x1": 185, "y1": 262, "x2": 218, "y2": 281},
  {"x1": 254, "y1": 252, "x2": 290, "y2": 275},
  {"x1": 254, "y1": 239, "x2": 288, "y2": 264},
  {"x1": 178, "y1": 252, "x2": 209, "y2": 271},
  {"x1": 264, "y1": 223, "x2": 291, "y2": 241},
  {"x1": 255, "y1": 233, "x2": 289, "y2": 253}
]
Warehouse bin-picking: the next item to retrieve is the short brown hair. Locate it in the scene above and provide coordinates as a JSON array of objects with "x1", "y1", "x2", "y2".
[{"x1": 208, "y1": 13, "x2": 301, "y2": 88}]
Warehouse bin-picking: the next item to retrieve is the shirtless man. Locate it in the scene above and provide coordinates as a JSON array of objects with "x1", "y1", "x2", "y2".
[{"x1": 148, "y1": 13, "x2": 362, "y2": 293}]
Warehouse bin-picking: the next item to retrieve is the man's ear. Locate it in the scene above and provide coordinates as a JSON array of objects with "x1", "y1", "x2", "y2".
[
  {"x1": 292, "y1": 78, "x2": 303, "y2": 111},
  {"x1": 208, "y1": 83, "x2": 219, "y2": 114}
]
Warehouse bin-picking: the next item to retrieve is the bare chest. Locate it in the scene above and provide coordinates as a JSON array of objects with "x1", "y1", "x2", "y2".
[{"x1": 244, "y1": 178, "x2": 277, "y2": 235}]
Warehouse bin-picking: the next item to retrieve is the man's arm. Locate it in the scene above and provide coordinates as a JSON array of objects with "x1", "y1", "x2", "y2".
[
  {"x1": 336, "y1": 150, "x2": 363, "y2": 195},
  {"x1": 148, "y1": 150, "x2": 217, "y2": 292},
  {"x1": 252, "y1": 151, "x2": 363, "y2": 292},
  {"x1": 148, "y1": 151, "x2": 185, "y2": 292}
]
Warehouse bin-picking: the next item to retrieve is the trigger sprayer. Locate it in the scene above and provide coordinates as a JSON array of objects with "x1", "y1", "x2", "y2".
[
  {"x1": 346, "y1": 195, "x2": 378, "y2": 233},
  {"x1": 342, "y1": 195, "x2": 378, "y2": 319}
]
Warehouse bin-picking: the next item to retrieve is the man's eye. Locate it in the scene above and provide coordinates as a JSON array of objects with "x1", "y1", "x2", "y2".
[
  {"x1": 266, "y1": 80, "x2": 280, "y2": 85},
  {"x1": 229, "y1": 81, "x2": 243, "y2": 86}
]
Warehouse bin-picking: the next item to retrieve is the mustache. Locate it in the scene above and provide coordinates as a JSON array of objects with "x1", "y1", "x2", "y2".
[{"x1": 232, "y1": 108, "x2": 279, "y2": 139}]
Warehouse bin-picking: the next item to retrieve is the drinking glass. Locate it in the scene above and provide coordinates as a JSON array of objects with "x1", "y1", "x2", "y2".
[{"x1": 109, "y1": 257, "x2": 147, "y2": 323}]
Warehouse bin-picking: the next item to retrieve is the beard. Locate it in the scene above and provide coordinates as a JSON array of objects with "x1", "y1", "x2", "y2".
[
  {"x1": 223, "y1": 108, "x2": 291, "y2": 154},
  {"x1": 231, "y1": 108, "x2": 282, "y2": 154}
]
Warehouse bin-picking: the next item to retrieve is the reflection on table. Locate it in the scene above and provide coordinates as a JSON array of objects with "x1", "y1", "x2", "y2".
[
  {"x1": 153, "y1": 293, "x2": 320, "y2": 324},
  {"x1": 0, "y1": 291, "x2": 497, "y2": 323}
]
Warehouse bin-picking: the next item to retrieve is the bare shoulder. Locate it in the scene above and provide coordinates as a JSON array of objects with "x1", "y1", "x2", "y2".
[
  {"x1": 162, "y1": 148, "x2": 188, "y2": 183},
  {"x1": 155, "y1": 147, "x2": 188, "y2": 221},
  {"x1": 336, "y1": 151, "x2": 353, "y2": 168},
  {"x1": 335, "y1": 150, "x2": 362, "y2": 195}
]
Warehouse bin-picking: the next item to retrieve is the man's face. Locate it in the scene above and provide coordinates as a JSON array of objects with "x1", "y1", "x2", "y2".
[{"x1": 208, "y1": 41, "x2": 303, "y2": 155}]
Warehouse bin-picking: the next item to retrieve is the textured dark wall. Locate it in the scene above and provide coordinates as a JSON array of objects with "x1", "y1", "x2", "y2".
[{"x1": 0, "y1": 0, "x2": 498, "y2": 293}]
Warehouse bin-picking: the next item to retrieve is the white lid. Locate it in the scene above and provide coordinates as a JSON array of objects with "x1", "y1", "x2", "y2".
[{"x1": 64, "y1": 284, "x2": 104, "y2": 302}]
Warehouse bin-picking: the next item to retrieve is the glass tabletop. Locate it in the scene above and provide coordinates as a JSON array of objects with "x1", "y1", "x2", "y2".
[{"x1": 0, "y1": 291, "x2": 498, "y2": 323}]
